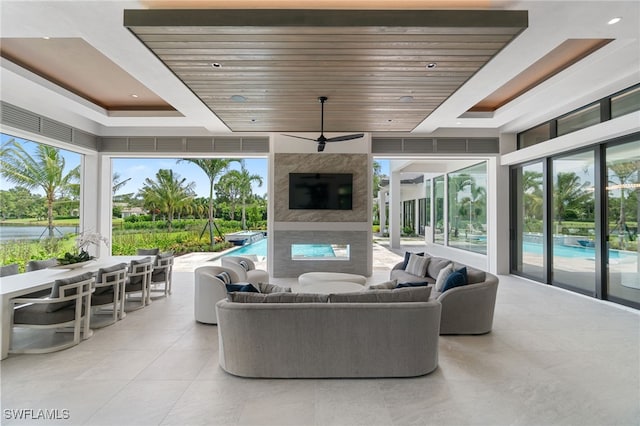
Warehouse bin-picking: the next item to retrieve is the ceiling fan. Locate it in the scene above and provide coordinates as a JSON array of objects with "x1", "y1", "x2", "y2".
[{"x1": 283, "y1": 96, "x2": 364, "y2": 152}]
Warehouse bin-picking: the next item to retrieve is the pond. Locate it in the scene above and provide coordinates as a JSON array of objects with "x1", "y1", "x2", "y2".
[{"x1": 0, "y1": 225, "x2": 79, "y2": 241}]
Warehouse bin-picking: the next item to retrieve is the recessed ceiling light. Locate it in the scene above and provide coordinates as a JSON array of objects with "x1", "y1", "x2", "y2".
[
  {"x1": 399, "y1": 96, "x2": 414, "y2": 102},
  {"x1": 607, "y1": 17, "x2": 622, "y2": 25},
  {"x1": 231, "y1": 95, "x2": 247, "y2": 102},
  {"x1": 426, "y1": 63, "x2": 437, "y2": 69},
  {"x1": 456, "y1": 121, "x2": 462, "y2": 125},
  {"x1": 42, "y1": 36, "x2": 50, "y2": 40},
  {"x1": 130, "y1": 94, "x2": 139, "y2": 98},
  {"x1": 250, "y1": 118, "x2": 257, "y2": 123},
  {"x1": 211, "y1": 63, "x2": 222, "y2": 68}
]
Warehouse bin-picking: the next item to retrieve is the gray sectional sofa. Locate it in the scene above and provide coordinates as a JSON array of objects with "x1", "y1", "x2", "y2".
[
  {"x1": 216, "y1": 292, "x2": 441, "y2": 378},
  {"x1": 391, "y1": 255, "x2": 499, "y2": 335}
]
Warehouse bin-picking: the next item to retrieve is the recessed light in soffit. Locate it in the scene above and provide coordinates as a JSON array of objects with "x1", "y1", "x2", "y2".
[
  {"x1": 124, "y1": 8, "x2": 527, "y2": 132},
  {"x1": 0, "y1": 38, "x2": 179, "y2": 114},
  {"x1": 468, "y1": 38, "x2": 613, "y2": 112}
]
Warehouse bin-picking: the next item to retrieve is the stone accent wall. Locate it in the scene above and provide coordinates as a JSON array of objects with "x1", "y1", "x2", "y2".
[
  {"x1": 271, "y1": 152, "x2": 372, "y2": 277},
  {"x1": 273, "y1": 153, "x2": 369, "y2": 222}
]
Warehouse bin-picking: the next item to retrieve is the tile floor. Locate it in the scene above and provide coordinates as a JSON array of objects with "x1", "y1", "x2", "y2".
[{"x1": 1, "y1": 244, "x2": 638, "y2": 425}]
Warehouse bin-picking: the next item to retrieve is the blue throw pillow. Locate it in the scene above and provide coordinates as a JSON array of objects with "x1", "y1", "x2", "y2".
[
  {"x1": 215, "y1": 272, "x2": 232, "y2": 285},
  {"x1": 457, "y1": 267, "x2": 468, "y2": 283},
  {"x1": 225, "y1": 283, "x2": 259, "y2": 293},
  {"x1": 396, "y1": 282, "x2": 429, "y2": 288},
  {"x1": 441, "y1": 271, "x2": 467, "y2": 292},
  {"x1": 401, "y1": 251, "x2": 424, "y2": 270}
]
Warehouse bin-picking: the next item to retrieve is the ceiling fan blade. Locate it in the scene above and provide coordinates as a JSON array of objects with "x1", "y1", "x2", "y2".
[
  {"x1": 282, "y1": 134, "x2": 318, "y2": 142},
  {"x1": 325, "y1": 133, "x2": 364, "y2": 142}
]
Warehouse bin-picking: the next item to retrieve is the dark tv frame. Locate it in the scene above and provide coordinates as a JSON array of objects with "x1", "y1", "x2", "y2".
[{"x1": 289, "y1": 173, "x2": 353, "y2": 210}]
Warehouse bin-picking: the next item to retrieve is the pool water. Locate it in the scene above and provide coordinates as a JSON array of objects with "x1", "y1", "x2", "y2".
[
  {"x1": 223, "y1": 239, "x2": 337, "y2": 258},
  {"x1": 523, "y1": 241, "x2": 634, "y2": 260}
]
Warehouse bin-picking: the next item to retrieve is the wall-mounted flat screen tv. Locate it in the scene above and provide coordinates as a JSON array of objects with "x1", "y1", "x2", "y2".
[{"x1": 289, "y1": 173, "x2": 353, "y2": 210}]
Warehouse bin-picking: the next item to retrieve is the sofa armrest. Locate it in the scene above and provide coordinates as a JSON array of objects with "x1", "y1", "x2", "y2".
[
  {"x1": 436, "y1": 274, "x2": 499, "y2": 335},
  {"x1": 391, "y1": 262, "x2": 405, "y2": 271}
]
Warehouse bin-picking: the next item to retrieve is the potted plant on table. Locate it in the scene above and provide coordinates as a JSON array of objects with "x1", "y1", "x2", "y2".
[{"x1": 57, "y1": 231, "x2": 110, "y2": 267}]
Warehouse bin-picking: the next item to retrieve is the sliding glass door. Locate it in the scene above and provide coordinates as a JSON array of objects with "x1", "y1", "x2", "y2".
[
  {"x1": 513, "y1": 162, "x2": 545, "y2": 280},
  {"x1": 606, "y1": 139, "x2": 640, "y2": 304}
]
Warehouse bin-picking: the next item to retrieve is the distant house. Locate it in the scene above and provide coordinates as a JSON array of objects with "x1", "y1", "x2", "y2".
[{"x1": 119, "y1": 206, "x2": 144, "y2": 219}]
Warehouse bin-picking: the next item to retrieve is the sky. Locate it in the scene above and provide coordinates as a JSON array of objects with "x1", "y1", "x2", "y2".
[{"x1": 1, "y1": 133, "x2": 390, "y2": 198}]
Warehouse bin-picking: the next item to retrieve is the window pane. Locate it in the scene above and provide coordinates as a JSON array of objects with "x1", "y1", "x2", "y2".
[
  {"x1": 514, "y1": 162, "x2": 545, "y2": 279},
  {"x1": 448, "y1": 162, "x2": 487, "y2": 254},
  {"x1": 557, "y1": 103, "x2": 601, "y2": 137},
  {"x1": 434, "y1": 176, "x2": 445, "y2": 244},
  {"x1": 611, "y1": 86, "x2": 640, "y2": 118},
  {"x1": 552, "y1": 151, "x2": 596, "y2": 293},
  {"x1": 519, "y1": 123, "x2": 551, "y2": 149},
  {"x1": 606, "y1": 139, "x2": 640, "y2": 303}
]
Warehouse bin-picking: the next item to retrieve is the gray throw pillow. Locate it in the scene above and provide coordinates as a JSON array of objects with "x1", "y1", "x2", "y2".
[
  {"x1": 406, "y1": 253, "x2": 429, "y2": 276},
  {"x1": 228, "y1": 292, "x2": 329, "y2": 303},
  {"x1": 427, "y1": 257, "x2": 452, "y2": 280},
  {"x1": 47, "y1": 271, "x2": 94, "y2": 312},
  {"x1": 329, "y1": 286, "x2": 431, "y2": 303},
  {"x1": 128, "y1": 257, "x2": 153, "y2": 285},
  {"x1": 95, "y1": 262, "x2": 127, "y2": 294}
]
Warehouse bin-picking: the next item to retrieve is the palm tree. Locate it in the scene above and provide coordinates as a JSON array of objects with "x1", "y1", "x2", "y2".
[
  {"x1": 138, "y1": 169, "x2": 195, "y2": 232},
  {"x1": 217, "y1": 162, "x2": 263, "y2": 230},
  {"x1": 178, "y1": 158, "x2": 239, "y2": 245},
  {"x1": 554, "y1": 171, "x2": 591, "y2": 224},
  {"x1": 0, "y1": 139, "x2": 79, "y2": 237}
]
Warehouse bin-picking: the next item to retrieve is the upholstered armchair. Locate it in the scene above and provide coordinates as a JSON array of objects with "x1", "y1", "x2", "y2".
[
  {"x1": 220, "y1": 256, "x2": 269, "y2": 286},
  {"x1": 10, "y1": 272, "x2": 94, "y2": 354},
  {"x1": 194, "y1": 265, "x2": 243, "y2": 324},
  {"x1": 0, "y1": 263, "x2": 19, "y2": 277},
  {"x1": 91, "y1": 263, "x2": 128, "y2": 327},
  {"x1": 123, "y1": 257, "x2": 154, "y2": 313},
  {"x1": 149, "y1": 252, "x2": 174, "y2": 298},
  {"x1": 26, "y1": 258, "x2": 58, "y2": 271}
]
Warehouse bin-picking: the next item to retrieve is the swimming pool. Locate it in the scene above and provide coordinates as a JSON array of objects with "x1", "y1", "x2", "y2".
[
  {"x1": 222, "y1": 239, "x2": 338, "y2": 258},
  {"x1": 523, "y1": 241, "x2": 634, "y2": 260}
]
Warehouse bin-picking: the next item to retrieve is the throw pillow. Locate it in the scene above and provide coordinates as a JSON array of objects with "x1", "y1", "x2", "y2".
[
  {"x1": 401, "y1": 251, "x2": 424, "y2": 270},
  {"x1": 434, "y1": 264, "x2": 454, "y2": 292},
  {"x1": 427, "y1": 257, "x2": 452, "y2": 280},
  {"x1": 228, "y1": 292, "x2": 328, "y2": 303},
  {"x1": 406, "y1": 253, "x2": 429, "y2": 277},
  {"x1": 257, "y1": 283, "x2": 292, "y2": 293},
  {"x1": 368, "y1": 279, "x2": 397, "y2": 290},
  {"x1": 238, "y1": 259, "x2": 250, "y2": 271},
  {"x1": 128, "y1": 257, "x2": 153, "y2": 285},
  {"x1": 215, "y1": 271, "x2": 232, "y2": 285},
  {"x1": 225, "y1": 283, "x2": 259, "y2": 293},
  {"x1": 95, "y1": 262, "x2": 127, "y2": 295},
  {"x1": 441, "y1": 270, "x2": 467, "y2": 292}
]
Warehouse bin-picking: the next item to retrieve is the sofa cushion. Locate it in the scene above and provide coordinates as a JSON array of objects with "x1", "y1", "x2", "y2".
[
  {"x1": 427, "y1": 257, "x2": 452, "y2": 280},
  {"x1": 136, "y1": 248, "x2": 159, "y2": 256},
  {"x1": 226, "y1": 283, "x2": 259, "y2": 293},
  {"x1": 329, "y1": 286, "x2": 431, "y2": 303},
  {"x1": 406, "y1": 253, "x2": 429, "y2": 277},
  {"x1": 434, "y1": 264, "x2": 454, "y2": 292},
  {"x1": 442, "y1": 270, "x2": 467, "y2": 292},
  {"x1": 257, "y1": 283, "x2": 292, "y2": 293},
  {"x1": 228, "y1": 292, "x2": 329, "y2": 303},
  {"x1": 368, "y1": 279, "x2": 397, "y2": 290},
  {"x1": 401, "y1": 251, "x2": 424, "y2": 270},
  {"x1": 391, "y1": 270, "x2": 436, "y2": 285}
]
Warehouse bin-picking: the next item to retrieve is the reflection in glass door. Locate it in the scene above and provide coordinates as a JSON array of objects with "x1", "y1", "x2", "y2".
[
  {"x1": 513, "y1": 162, "x2": 545, "y2": 280},
  {"x1": 552, "y1": 151, "x2": 596, "y2": 294},
  {"x1": 606, "y1": 140, "x2": 640, "y2": 304}
]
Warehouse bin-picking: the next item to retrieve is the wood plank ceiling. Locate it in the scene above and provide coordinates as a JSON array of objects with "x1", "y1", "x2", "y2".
[{"x1": 125, "y1": 9, "x2": 527, "y2": 133}]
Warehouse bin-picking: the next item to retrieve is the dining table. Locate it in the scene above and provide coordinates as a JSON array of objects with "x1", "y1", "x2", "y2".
[{"x1": 0, "y1": 255, "x2": 149, "y2": 360}]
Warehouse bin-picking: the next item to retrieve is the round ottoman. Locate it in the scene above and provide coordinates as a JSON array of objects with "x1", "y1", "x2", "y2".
[{"x1": 298, "y1": 272, "x2": 367, "y2": 287}]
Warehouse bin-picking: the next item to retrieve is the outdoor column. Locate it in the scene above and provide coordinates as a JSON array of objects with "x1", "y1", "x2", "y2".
[
  {"x1": 389, "y1": 171, "x2": 401, "y2": 248},
  {"x1": 378, "y1": 189, "x2": 387, "y2": 235}
]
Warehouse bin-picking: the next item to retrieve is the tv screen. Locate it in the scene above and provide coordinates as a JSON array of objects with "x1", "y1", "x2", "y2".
[{"x1": 289, "y1": 173, "x2": 353, "y2": 210}]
